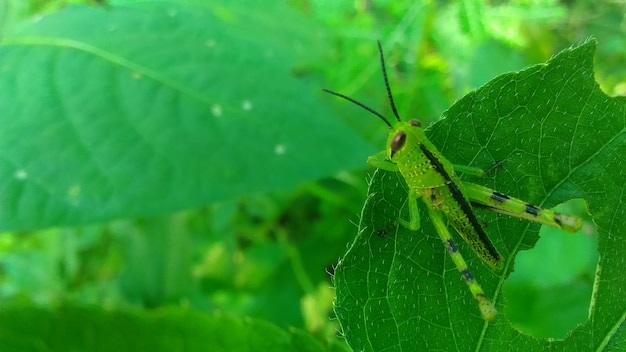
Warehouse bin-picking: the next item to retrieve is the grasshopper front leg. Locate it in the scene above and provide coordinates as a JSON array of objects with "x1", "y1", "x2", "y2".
[
  {"x1": 367, "y1": 150, "x2": 398, "y2": 171},
  {"x1": 368, "y1": 152, "x2": 423, "y2": 230}
]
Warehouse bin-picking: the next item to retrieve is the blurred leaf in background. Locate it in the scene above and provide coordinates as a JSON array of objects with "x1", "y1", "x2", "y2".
[
  {"x1": 0, "y1": 0, "x2": 365, "y2": 349},
  {"x1": 0, "y1": 0, "x2": 624, "y2": 351},
  {"x1": 0, "y1": 0, "x2": 374, "y2": 231}
]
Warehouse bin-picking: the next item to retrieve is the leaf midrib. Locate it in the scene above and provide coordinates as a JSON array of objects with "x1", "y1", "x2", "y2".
[{"x1": 2, "y1": 37, "x2": 213, "y2": 108}]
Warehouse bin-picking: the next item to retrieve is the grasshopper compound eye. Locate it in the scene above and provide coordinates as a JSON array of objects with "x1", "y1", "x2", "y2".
[
  {"x1": 390, "y1": 131, "x2": 406, "y2": 152},
  {"x1": 408, "y1": 119, "x2": 421, "y2": 127}
]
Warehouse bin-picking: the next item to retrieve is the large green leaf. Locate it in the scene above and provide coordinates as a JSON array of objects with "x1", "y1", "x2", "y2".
[
  {"x1": 334, "y1": 39, "x2": 625, "y2": 350},
  {"x1": 0, "y1": 303, "x2": 348, "y2": 352},
  {"x1": 0, "y1": 2, "x2": 374, "y2": 231}
]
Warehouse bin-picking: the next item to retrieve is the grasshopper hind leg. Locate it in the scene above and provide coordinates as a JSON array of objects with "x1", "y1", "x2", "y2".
[
  {"x1": 396, "y1": 189, "x2": 497, "y2": 320},
  {"x1": 428, "y1": 206, "x2": 497, "y2": 321}
]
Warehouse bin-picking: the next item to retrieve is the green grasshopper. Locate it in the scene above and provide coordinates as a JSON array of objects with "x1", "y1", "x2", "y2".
[{"x1": 324, "y1": 41, "x2": 582, "y2": 321}]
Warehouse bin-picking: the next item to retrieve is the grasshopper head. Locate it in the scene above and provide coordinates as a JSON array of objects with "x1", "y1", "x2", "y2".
[
  {"x1": 324, "y1": 40, "x2": 427, "y2": 165},
  {"x1": 387, "y1": 119, "x2": 426, "y2": 162}
]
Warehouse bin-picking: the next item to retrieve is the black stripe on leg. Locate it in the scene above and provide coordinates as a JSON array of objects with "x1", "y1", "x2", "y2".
[
  {"x1": 490, "y1": 191, "x2": 510, "y2": 203},
  {"x1": 461, "y1": 268, "x2": 474, "y2": 282},
  {"x1": 445, "y1": 239, "x2": 458, "y2": 253},
  {"x1": 554, "y1": 213, "x2": 563, "y2": 227},
  {"x1": 525, "y1": 204, "x2": 540, "y2": 216}
]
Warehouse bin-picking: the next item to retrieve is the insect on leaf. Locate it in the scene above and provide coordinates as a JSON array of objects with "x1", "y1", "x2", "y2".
[{"x1": 334, "y1": 38, "x2": 626, "y2": 351}]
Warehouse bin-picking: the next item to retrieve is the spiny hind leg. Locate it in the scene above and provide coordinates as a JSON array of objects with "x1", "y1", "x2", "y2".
[
  {"x1": 426, "y1": 205, "x2": 497, "y2": 321},
  {"x1": 462, "y1": 182, "x2": 582, "y2": 233}
]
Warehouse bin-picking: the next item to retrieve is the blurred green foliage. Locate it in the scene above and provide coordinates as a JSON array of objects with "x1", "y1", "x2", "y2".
[{"x1": 0, "y1": 0, "x2": 624, "y2": 351}]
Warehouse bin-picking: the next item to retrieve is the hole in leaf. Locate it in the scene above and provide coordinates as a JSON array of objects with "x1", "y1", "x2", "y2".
[{"x1": 503, "y1": 198, "x2": 597, "y2": 339}]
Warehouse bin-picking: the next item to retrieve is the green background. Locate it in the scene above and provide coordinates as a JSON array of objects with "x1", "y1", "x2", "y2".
[{"x1": 0, "y1": 0, "x2": 624, "y2": 351}]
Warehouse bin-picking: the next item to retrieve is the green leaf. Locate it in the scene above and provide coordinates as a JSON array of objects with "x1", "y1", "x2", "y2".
[
  {"x1": 334, "y1": 39, "x2": 626, "y2": 350},
  {"x1": 0, "y1": 303, "x2": 339, "y2": 352},
  {"x1": 0, "y1": 2, "x2": 374, "y2": 231}
]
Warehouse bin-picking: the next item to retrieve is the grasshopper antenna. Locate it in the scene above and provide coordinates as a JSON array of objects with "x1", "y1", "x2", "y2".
[
  {"x1": 377, "y1": 40, "x2": 402, "y2": 122},
  {"x1": 322, "y1": 88, "x2": 393, "y2": 128}
]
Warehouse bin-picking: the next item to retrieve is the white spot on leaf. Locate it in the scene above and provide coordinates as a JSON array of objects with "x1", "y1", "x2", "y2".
[
  {"x1": 14, "y1": 169, "x2": 27, "y2": 180},
  {"x1": 274, "y1": 144, "x2": 286, "y2": 155},
  {"x1": 242, "y1": 100, "x2": 253, "y2": 111},
  {"x1": 211, "y1": 104, "x2": 223, "y2": 117}
]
